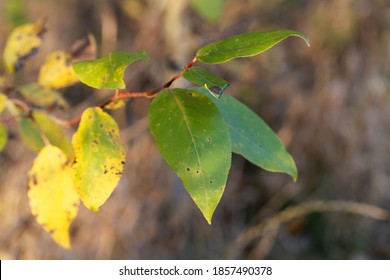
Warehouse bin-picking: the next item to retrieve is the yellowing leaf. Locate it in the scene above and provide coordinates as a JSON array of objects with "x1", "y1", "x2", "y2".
[
  {"x1": 0, "y1": 124, "x2": 8, "y2": 151},
  {"x1": 20, "y1": 83, "x2": 68, "y2": 109},
  {"x1": 104, "y1": 99, "x2": 126, "y2": 110},
  {"x1": 0, "y1": 93, "x2": 7, "y2": 113},
  {"x1": 72, "y1": 50, "x2": 149, "y2": 89},
  {"x1": 72, "y1": 107, "x2": 125, "y2": 211},
  {"x1": 38, "y1": 51, "x2": 79, "y2": 89},
  {"x1": 3, "y1": 19, "x2": 46, "y2": 73},
  {"x1": 28, "y1": 145, "x2": 79, "y2": 249}
]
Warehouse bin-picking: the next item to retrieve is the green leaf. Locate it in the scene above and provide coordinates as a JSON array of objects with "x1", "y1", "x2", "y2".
[
  {"x1": 18, "y1": 112, "x2": 73, "y2": 158},
  {"x1": 33, "y1": 112, "x2": 73, "y2": 159},
  {"x1": 72, "y1": 107, "x2": 125, "y2": 211},
  {"x1": 20, "y1": 83, "x2": 68, "y2": 109},
  {"x1": 19, "y1": 117, "x2": 45, "y2": 151},
  {"x1": 149, "y1": 89, "x2": 231, "y2": 224},
  {"x1": 0, "y1": 124, "x2": 8, "y2": 151},
  {"x1": 189, "y1": 0, "x2": 224, "y2": 24},
  {"x1": 0, "y1": 92, "x2": 7, "y2": 113},
  {"x1": 5, "y1": 0, "x2": 28, "y2": 27},
  {"x1": 28, "y1": 145, "x2": 79, "y2": 249},
  {"x1": 72, "y1": 50, "x2": 149, "y2": 89},
  {"x1": 197, "y1": 30, "x2": 310, "y2": 64},
  {"x1": 183, "y1": 66, "x2": 229, "y2": 98},
  {"x1": 196, "y1": 88, "x2": 297, "y2": 181}
]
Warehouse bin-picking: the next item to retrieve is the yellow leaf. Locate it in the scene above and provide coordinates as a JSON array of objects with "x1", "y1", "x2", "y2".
[
  {"x1": 104, "y1": 99, "x2": 126, "y2": 110},
  {"x1": 3, "y1": 19, "x2": 46, "y2": 73},
  {"x1": 38, "y1": 51, "x2": 79, "y2": 89},
  {"x1": 72, "y1": 107, "x2": 125, "y2": 211},
  {"x1": 28, "y1": 145, "x2": 79, "y2": 249},
  {"x1": 0, "y1": 93, "x2": 7, "y2": 113}
]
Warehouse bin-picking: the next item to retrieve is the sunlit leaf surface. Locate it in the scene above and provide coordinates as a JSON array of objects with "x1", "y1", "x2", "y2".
[
  {"x1": 197, "y1": 30, "x2": 310, "y2": 64},
  {"x1": 149, "y1": 89, "x2": 231, "y2": 224},
  {"x1": 28, "y1": 145, "x2": 79, "y2": 249},
  {"x1": 197, "y1": 88, "x2": 297, "y2": 181},
  {"x1": 38, "y1": 51, "x2": 79, "y2": 89},
  {"x1": 72, "y1": 51, "x2": 149, "y2": 89},
  {"x1": 72, "y1": 107, "x2": 125, "y2": 210}
]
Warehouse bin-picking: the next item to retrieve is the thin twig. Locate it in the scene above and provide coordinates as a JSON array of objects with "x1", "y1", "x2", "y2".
[
  {"x1": 62, "y1": 56, "x2": 198, "y2": 127},
  {"x1": 229, "y1": 200, "x2": 389, "y2": 259}
]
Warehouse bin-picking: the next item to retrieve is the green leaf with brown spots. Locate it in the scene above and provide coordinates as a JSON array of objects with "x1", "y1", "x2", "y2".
[
  {"x1": 28, "y1": 145, "x2": 79, "y2": 249},
  {"x1": 72, "y1": 107, "x2": 125, "y2": 211},
  {"x1": 72, "y1": 50, "x2": 149, "y2": 89},
  {"x1": 149, "y1": 89, "x2": 231, "y2": 224}
]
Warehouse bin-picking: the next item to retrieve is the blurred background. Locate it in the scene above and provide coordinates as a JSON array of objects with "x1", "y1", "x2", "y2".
[{"x1": 0, "y1": 0, "x2": 389, "y2": 259}]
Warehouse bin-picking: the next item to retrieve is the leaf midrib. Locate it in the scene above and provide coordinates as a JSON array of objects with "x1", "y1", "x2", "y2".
[{"x1": 170, "y1": 91, "x2": 210, "y2": 211}]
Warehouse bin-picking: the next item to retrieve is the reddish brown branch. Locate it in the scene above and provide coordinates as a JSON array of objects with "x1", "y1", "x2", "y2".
[
  {"x1": 40, "y1": 56, "x2": 197, "y2": 128},
  {"x1": 113, "y1": 56, "x2": 198, "y2": 101}
]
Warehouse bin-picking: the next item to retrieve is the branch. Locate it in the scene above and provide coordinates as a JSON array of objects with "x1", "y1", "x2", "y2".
[{"x1": 63, "y1": 56, "x2": 198, "y2": 127}]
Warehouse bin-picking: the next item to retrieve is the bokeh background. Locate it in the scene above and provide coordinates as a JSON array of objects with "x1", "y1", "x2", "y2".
[{"x1": 0, "y1": 0, "x2": 389, "y2": 259}]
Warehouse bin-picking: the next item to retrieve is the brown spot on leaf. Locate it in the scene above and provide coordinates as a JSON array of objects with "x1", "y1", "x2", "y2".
[{"x1": 31, "y1": 173, "x2": 38, "y2": 185}]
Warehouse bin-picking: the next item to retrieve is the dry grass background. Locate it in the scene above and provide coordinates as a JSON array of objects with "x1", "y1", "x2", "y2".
[{"x1": 0, "y1": 0, "x2": 389, "y2": 259}]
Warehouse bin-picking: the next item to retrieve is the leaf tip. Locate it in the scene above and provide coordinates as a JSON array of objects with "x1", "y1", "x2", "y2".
[
  {"x1": 57, "y1": 237, "x2": 72, "y2": 249},
  {"x1": 293, "y1": 32, "x2": 310, "y2": 47},
  {"x1": 289, "y1": 162, "x2": 298, "y2": 182},
  {"x1": 139, "y1": 50, "x2": 150, "y2": 60},
  {"x1": 205, "y1": 215, "x2": 213, "y2": 225},
  {"x1": 303, "y1": 37, "x2": 311, "y2": 47},
  {"x1": 85, "y1": 203, "x2": 100, "y2": 212}
]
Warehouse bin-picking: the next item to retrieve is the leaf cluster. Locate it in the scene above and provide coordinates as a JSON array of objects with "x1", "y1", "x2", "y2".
[{"x1": 0, "y1": 20, "x2": 309, "y2": 248}]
